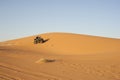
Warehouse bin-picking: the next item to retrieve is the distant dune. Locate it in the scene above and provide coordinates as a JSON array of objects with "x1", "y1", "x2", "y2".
[{"x1": 0, "y1": 32, "x2": 120, "y2": 80}]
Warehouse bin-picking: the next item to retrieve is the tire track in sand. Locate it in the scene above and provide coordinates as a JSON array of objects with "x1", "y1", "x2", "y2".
[
  {"x1": 0, "y1": 73, "x2": 21, "y2": 80},
  {"x1": 0, "y1": 62, "x2": 62, "y2": 80}
]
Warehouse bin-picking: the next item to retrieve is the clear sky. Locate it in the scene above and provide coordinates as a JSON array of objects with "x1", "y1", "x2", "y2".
[{"x1": 0, "y1": 0, "x2": 120, "y2": 41}]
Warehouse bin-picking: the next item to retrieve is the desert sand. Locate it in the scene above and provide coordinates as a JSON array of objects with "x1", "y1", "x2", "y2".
[{"x1": 0, "y1": 32, "x2": 120, "y2": 80}]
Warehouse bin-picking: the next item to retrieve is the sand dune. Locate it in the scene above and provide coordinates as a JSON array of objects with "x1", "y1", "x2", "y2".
[{"x1": 0, "y1": 32, "x2": 120, "y2": 80}]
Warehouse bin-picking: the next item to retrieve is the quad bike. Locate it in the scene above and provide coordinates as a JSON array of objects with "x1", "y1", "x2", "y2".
[{"x1": 34, "y1": 38, "x2": 44, "y2": 44}]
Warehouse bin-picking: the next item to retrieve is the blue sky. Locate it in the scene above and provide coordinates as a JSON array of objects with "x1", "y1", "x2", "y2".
[{"x1": 0, "y1": 0, "x2": 120, "y2": 41}]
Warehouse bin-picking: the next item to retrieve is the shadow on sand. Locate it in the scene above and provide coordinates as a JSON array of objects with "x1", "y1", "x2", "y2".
[{"x1": 42, "y1": 39, "x2": 50, "y2": 43}]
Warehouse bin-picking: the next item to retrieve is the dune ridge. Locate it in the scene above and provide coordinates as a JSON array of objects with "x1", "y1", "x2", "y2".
[{"x1": 4, "y1": 32, "x2": 120, "y2": 55}]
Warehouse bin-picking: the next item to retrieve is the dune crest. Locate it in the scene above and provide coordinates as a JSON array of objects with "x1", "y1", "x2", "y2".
[{"x1": 5, "y1": 32, "x2": 120, "y2": 55}]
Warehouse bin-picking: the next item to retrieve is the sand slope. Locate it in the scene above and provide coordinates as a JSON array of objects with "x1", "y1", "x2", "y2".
[
  {"x1": 4, "y1": 32, "x2": 120, "y2": 54},
  {"x1": 0, "y1": 32, "x2": 120, "y2": 80}
]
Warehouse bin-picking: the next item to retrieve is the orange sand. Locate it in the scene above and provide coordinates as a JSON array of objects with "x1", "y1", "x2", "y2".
[{"x1": 0, "y1": 32, "x2": 120, "y2": 80}]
